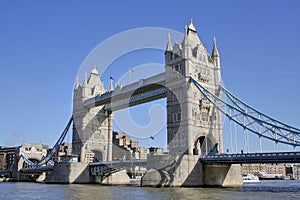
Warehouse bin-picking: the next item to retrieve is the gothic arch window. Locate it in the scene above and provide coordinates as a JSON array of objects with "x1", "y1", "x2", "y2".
[
  {"x1": 172, "y1": 113, "x2": 177, "y2": 122},
  {"x1": 177, "y1": 112, "x2": 181, "y2": 121},
  {"x1": 172, "y1": 93, "x2": 176, "y2": 101},
  {"x1": 174, "y1": 63, "x2": 182, "y2": 73},
  {"x1": 192, "y1": 49, "x2": 197, "y2": 57}
]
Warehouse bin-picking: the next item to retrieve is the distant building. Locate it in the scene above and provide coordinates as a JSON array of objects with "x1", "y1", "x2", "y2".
[
  {"x1": 0, "y1": 147, "x2": 18, "y2": 171},
  {"x1": 112, "y1": 131, "x2": 147, "y2": 160},
  {"x1": 148, "y1": 147, "x2": 164, "y2": 156},
  {"x1": 292, "y1": 164, "x2": 300, "y2": 179},
  {"x1": 19, "y1": 143, "x2": 49, "y2": 168},
  {"x1": 241, "y1": 163, "x2": 286, "y2": 177},
  {"x1": 53, "y1": 142, "x2": 75, "y2": 162}
]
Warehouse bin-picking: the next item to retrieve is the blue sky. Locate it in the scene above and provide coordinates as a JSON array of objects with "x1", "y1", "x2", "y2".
[{"x1": 0, "y1": 1, "x2": 300, "y2": 152}]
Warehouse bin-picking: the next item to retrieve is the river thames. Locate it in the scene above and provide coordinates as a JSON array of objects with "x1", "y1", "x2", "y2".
[{"x1": 1, "y1": 180, "x2": 300, "y2": 200}]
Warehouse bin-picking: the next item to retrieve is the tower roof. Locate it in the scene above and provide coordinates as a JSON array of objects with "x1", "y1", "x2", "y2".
[
  {"x1": 91, "y1": 65, "x2": 99, "y2": 75},
  {"x1": 182, "y1": 18, "x2": 201, "y2": 47},
  {"x1": 187, "y1": 18, "x2": 197, "y2": 33}
]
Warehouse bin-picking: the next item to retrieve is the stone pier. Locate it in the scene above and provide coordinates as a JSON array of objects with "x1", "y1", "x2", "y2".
[
  {"x1": 141, "y1": 154, "x2": 203, "y2": 187},
  {"x1": 141, "y1": 154, "x2": 242, "y2": 187},
  {"x1": 45, "y1": 162, "x2": 130, "y2": 184},
  {"x1": 45, "y1": 162, "x2": 90, "y2": 183}
]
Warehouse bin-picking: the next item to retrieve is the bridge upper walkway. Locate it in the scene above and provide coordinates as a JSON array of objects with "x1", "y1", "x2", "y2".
[{"x1": 83, "y1": 72, "x2": 166, "y2": 111}]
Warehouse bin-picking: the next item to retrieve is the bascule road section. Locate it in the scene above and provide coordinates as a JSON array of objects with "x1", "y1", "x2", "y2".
[{"x1": 10, "y1": 19, "x2": 300, "y2": 187}]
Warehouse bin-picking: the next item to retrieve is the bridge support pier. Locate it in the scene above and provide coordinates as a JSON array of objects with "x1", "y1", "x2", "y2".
[
  {"x1": 141, "y1": 154, "x2": 203, "y2": 187},
  {"x1": 203, "y1": 163, "x2": 243, "y2": 187},
  {"x1": 45, "y1": 162, "x2": 90, "y2": 183},
  {"x1": 141, "y1": 154, "x2": 243, "y2": 187},
  {"x1": 90, "y1": 169, "x2": 130, "y2": 185}
]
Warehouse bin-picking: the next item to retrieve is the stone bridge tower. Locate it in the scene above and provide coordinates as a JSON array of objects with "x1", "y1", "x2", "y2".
[
  {"x1": 72, "y1": 67, "x2": 113, "y2": 163},
  {"x1": 142, "y1": 20, "x2": 241, "y2": 187},
  {"x1": 165, "y1": 19, "x2": 223, "y2": 156}
]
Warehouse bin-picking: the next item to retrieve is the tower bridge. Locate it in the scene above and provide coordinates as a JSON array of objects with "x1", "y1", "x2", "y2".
[{"x1": 11, "y1": 19, "x2": 300, "y2": 187}]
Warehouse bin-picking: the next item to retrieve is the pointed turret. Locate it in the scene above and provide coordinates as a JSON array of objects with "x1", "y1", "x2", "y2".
[
  {"x1": 83, "y1": 72, "x2": 87, "y2": 87},
  {"x1": 165, "y1": 33, "x2": 173, "y2": 64},
  {"x1": 166, "y1": 33, "x2": 173, "y2": 52},
  {"x1": 212, "y1": 37, "x2": 220, "y2": 68},
  {"x1": 81, "y1": 72, "x2": 89, "y2": 100},
  {"x1": 182, "y1": 25, "x2": 189, "y2": 46},
  {"x1": 212, "y1": 37, "x2": 220, "y2": 58},
  {"x1": 109, "y1": 76, "x2": 114, "y2": 91},
  {"x1": 74, "y1": 75, "x2": 79, "y2": 89}
]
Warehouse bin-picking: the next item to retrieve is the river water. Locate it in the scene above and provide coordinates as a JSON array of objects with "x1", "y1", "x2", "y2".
[{"x1": 1, "y1": 180, "x2": 300, "y2": 200}]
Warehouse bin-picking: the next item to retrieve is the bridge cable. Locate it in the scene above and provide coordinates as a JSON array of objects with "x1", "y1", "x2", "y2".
[
  {"x1": 190, "y1": 76, "x2": 300, "y2": 148},
  {"x1": 229, "y1": 119, "x2": 233, "y2": 153},
  {"x1": 21, "y1": 116, "x2": 73, "y2": 167},
  {"x1": 221, "y1": 85, "x2": 300, "y2": 132}
]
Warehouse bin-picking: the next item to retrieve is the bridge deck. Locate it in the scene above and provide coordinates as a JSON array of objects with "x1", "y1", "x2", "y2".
[
  {"x1": 19, "y1": 166, "x2": 54, "y2": 174},
  {"x1": 89, "y1": 159, "x2": 147, "y2": 176},
  {"x1": 201, "y1": 151, "x2": 300, "y2": 164}
]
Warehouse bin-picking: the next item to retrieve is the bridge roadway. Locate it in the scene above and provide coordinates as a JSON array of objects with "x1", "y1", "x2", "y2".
[
  {"x1": 89, "y1": 159, "x2": 147, "y2": 176},
  {"x1": 201, "y1": 151, "x2": 300, "y2": 164},
  {"x1": 0, "y1": 169, "x2": 12, "y2": 177},
  {"x1": 19, "y1": 165, "x2": 54, "y2": 174}
]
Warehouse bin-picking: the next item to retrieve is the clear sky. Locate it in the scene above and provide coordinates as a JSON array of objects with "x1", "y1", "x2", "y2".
[{"x1": 0, "y1": 1, "x2": 300, "y2": 153}]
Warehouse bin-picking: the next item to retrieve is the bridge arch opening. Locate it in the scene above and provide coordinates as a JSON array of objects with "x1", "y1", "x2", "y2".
[
  {"x1": 90, "y1": 150, "x2": 104, "y2": 162},
  {"x1": 22, "y1": 158, "x2": 39, "y2": 168},
  {"x1": 193, "y1": 136, "x2": 217, "y2": 156}
]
